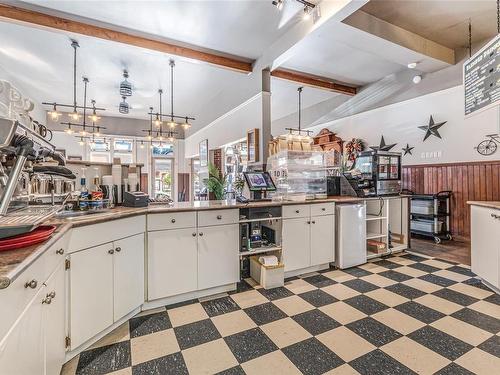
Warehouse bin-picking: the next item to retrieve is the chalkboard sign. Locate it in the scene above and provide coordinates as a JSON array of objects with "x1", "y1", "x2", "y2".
[{"x1": 463, "y1": 34, "x2": 500, "y2": 116}]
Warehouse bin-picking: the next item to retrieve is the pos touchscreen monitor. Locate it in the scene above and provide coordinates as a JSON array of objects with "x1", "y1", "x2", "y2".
[{"x1": 243, "y1": 172, "x2": 276, "y2": 192}]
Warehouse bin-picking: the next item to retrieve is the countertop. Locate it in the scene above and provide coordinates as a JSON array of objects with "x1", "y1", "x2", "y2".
[
  {"x1": 467, "y1": 201, "x2": 500, "y2": 210},
  {"x1": 0, "y1": 195, "x2": 407, "y2": 288}
]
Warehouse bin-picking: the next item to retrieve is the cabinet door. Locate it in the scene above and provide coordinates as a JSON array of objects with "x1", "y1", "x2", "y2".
[
  {"x1": 44, "y1": 261, "x2": 66, "y2": 375},
  {"x1": 198, "y1": 224, "x2": 239, "y2": 290},
  {"x1": 282, "y1": 218, "x2": 310, "y2": 272},
  {"x1": 113, "y1": 233, "x2": 145, "y2": 321},
  {"x1": 311, "y1": 214, "x2": 335, "y2": 266},
  {"x1": 148, "y1": 229, "x2": 198, "y2": 300},
  {"x1": 0, "y1": 287, "x2": 45, "y2": 375},
  {"x1": 471, "y1": 206, "x2": 500, "y2": 287},
  {"x1": 70, "y1": 243, "x2": 113, "y2": 349}
]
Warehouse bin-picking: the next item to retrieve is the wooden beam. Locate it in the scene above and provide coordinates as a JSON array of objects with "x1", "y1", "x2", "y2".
[
  {"x1": 0, "y1": 4, "x2": 253, "y2": 73},
  {"x1": 271, "y1": 69, "x2": 357, "y2": 96}
]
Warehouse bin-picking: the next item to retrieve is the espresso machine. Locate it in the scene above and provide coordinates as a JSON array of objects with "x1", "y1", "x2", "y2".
[{"x1": 0, "y1": 117, "x2": 74, "y2": 238}]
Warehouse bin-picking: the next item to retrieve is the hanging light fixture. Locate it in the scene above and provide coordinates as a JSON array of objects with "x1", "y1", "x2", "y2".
[
  {"x1": 167, "y1": 60, "x2": 178, "y2": 128},
  {"x1": 43, "y1": 39, "x2": 106, "y2": 132},
  {"x1": 119, "y1": 69, "x2": 132, "y2": 97},
  {"x1": 64, "y1": 124, "x2": 74, "y2": 134},
  {"x1": 88, "y1": 100, "x2": 101, "y2": 122},
  {"x1": 181, "y1": 116, "x2": 191, "y2": 130},
  {"x1": 155, "y1": 89, "x2": 163, "y2": 127},
  {"x1": 285, "y1": 86, "x2": 312, "y2": 141},
  {"x1": 119, "y1": 96, "x2": 130, "y2": 114}
]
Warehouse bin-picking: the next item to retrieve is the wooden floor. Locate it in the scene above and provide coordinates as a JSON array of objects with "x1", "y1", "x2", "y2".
[{"x1": 409, "y1": 236, "x2": 471, "y2": 265}]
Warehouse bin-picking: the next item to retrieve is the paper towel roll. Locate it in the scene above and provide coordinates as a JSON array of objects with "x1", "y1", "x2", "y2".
[{"x1": 259, "y1": 255, "x2": 279, "y2": 266}]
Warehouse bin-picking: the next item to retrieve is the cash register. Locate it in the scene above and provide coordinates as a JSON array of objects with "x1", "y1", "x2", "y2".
[
  {"x1": 123, "y1": 191, "x2": 149, "y2": 207},
  {"x1": 242, "y1": 171, "x2": 276, "y2": 201}
]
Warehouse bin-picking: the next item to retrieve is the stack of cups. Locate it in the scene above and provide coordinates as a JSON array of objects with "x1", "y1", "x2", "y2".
[{"x1": 112, "y1": 164, "x2": 122, "y2": 203}]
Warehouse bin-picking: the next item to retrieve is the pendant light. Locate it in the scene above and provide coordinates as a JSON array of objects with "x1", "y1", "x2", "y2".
[
  {"x1": 155, "y1": 89, "x2": 163, "y2": 128},
  {"x1": 119, "y1": 96, "x2": 130, "y2": 114},
  {"x1": 167, "y1": 60, "x2": 177, "y2": 129},
  {"x1": 88, "y1": 100, "x2": 101, "y2": 122},
  {"x1": 119, "y1": 70, "x2": 132, "y2": 97},
  {"x1": 285, "y1": 86, "x2": 312, "y2": 141}
]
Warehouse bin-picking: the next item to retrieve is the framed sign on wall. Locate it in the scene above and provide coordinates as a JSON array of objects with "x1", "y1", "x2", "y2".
[
  {"x1": 247, "y1": 128, "x2": 260, "y2": 163},
  {"x1": 199, "y1": 139, "x2": 208, "y2": 167}
]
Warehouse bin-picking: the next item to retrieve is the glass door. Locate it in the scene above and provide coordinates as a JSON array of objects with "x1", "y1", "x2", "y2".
[{"x1": 152, "y1": 158, "x2": 174, "y2": 199}]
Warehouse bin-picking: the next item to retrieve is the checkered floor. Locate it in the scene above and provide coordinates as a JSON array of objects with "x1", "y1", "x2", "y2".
[{"x1": 62, "y1": 252, "x2": 500, "y2": 375}]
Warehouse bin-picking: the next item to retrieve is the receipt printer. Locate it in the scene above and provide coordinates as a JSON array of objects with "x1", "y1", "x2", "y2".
[{"x1": 123, "y1": 191, "x2": 149, "y2": 207}]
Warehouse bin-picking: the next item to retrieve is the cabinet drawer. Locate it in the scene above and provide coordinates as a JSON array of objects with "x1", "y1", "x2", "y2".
[
  {"x1": 147, "y1": 212, "x2": 196, "y2": 231},
  {"x1": 283, "y1": 204, "x2": 310, "y2": 219},
  {"x1": 198, "y1": 209, "x2": 239, "y2": 227},
  {"x1": 311, "y1": 203, "x2": 335, "y2": 216}
]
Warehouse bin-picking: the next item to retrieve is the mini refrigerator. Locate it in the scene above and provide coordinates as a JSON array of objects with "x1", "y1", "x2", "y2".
[{"x1": 335, "y1": 203, "x2": 366, "y2": 269}]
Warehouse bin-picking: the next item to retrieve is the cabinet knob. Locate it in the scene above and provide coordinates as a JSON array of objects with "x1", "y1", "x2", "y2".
[
  {"x1": 171, "y1": 218, "x2": 176, "y2": 223},
  {"x1": 491, "y1": 213, "x2": 500, "y2": 219},
  {"x1": 108, "y1": 249, "x2": 114, "y2": 254},
  {"x1": 307, "y1": 221, "x2": 311, "y2": 224},
  {"x1": 322, "y1": 208, "x2": 326, "y2": 211},
  {"x1": 56, "y1": 248, "x2": 64, "y2": 255},
  {"x1": 47, "y1": 291, "x2": 56, "y2": 299},
  {"x1": 295, "y1": 210, "x2": 300, "y2": 213},
  {"x1": 24, "y1": 279, "x2": 38, "y2": 289},
  {"x1": 42, "y1": 296, "x2": 52, "y2": 305},
  {"x1": 217, "y1": 215, "x2": 222, "y2": 220},
  {"x1": 312, "y1": 220, "x2": 316, "y2": 224},
  {"x1": 192, "y1": 232, "x2": 197, "y2": 237},
  {"x1": 199, "y1": 232, "x2": 204, "y2": 236},
  {"x1": 115, "y1": 247, "x2": 121, "y2": 252}
]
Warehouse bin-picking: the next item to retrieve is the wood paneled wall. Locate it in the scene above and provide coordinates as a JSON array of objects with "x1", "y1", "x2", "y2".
[{"x1": 402, "y1": 161, "x2": 500, "y2": 239}]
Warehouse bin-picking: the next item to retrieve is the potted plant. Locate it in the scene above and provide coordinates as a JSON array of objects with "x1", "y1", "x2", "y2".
[{"x1": 204, "y1": 163, "x2": 227, "y2": 200}]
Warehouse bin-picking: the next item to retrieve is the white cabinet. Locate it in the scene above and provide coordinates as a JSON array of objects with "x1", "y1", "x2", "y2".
[
  {"x1": 283, "y1": 203, "x2": 335, "y2": 272},
  {"x1": 0, "y1": 262, "x2": 65, "y2": 375},
  {"x1": 0, "y1": 285, "x2": 45, "y2": 375},
  {"x1": 70, "y1": 243, "x2": 114, "y2": 349},
  {"x1": 311, "y1": 214, "x2": 335, "y2": 266},
  {"x1": 198, "y1": 224, "x2": 239, "y2": 290},
  {"x1": 471, "y1": 206, "x2": 500, "y2": 289},
  {"x1": 69, "y1": 233, "x2": 145, "y2": 349},
  {"x1": 114, "y1": 234, "x2": 145, "y2": 321},
  {"x1": 282, "y1": 218, "x2": 310, "y2": 272},
  {"x1": 43, "y1": 262, "x2": 66, "y2": 375},
  {"x1": 148, "y1": 229, "x2": 198, "y2": 300}
]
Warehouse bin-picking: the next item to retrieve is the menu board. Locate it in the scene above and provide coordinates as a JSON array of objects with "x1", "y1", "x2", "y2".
[{"x1": 463, "y1": 34, "x2": 500, "y2": 116}]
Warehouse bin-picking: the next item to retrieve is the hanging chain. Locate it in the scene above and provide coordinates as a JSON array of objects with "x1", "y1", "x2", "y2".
[
  {"x1": 497, "y1": 0, "x2": 499, "y2": 34},
  {"x1": 297, "y1": 87, "x2": 303, "y2": 131},
  {"x1": 468, "y1": 19, "x2": 472, "y2": 58}
]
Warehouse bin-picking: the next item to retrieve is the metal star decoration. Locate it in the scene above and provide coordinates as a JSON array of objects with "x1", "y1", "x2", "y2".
[
  {"x1": 370, "y1": 136, "x2": 397, "y2": 151},
  {"x1": 418, "y1": 115, "x2": 446, "y2": 141},
  {"x1": 402, "y1": 143, "x2": 414, "y2": 156}
]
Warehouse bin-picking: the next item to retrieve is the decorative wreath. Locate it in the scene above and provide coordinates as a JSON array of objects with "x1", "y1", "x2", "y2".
[{"x1": 345, "y1": 138, "x2": 364, "y2": 161}]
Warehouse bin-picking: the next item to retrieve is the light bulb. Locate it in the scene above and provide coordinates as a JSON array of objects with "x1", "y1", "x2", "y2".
[
  {"x1": 95, "y1": 130, "x2": 100, "y2": 137},
  {"x1": 150, "y1": 144, "x2": 154, "y2": 149},
  {"x1": 70, "y1": 111, "x2": 80, "y2": 121},
  {"x1": 49, "y1": 111, "x2": 60, "y2": 120},
  {"x1": 88, "y1": 113, "x2": 100, "y2": 122},
  {"x1": 303, "y1": 6, "x2": 311, "y2": 20},
  {"x1": 140, "y1": 142, "x2": 145, "y2": 149},
  {"x1": 147, "y1": 135, "x2": 152, "y2": 141},
  {"x1": 154, "y1": 114, "x2": 162, "y2": 127},
  {"x1": 168, "y1": 137, "x2": 174, "y2": 142},
  {"x1": 80, "y1": 130, "x2": 87, "y2": 136},
  {"x1": 158, "y1": 135, "x2": 163, "y2": 141},
  {"x1": 413, "y1": 75, "x2": 422, "y2": 84},
  {"x1": 407, "y1": 62, "x2": 418, "y2": 69},
  {"x1": 168, "y1": 120, "x2": 177, "y2": 128},
  {"x1": 78, "y1": 139, "x2": 84, "y2": 146}
]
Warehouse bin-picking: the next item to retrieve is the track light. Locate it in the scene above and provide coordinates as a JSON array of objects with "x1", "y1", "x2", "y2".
[
  {"x1": 407, "y1": 62, "x2": 418, "y2": 69},
  {"x1": 303, "y1": 6, "x2": 311, "y2": 20},
  {"x1": 272, "y1": 0, "x2": 284, "y2": 10},
  {"x1": 413, "y1": 75, "x2": 422, "y2": 84},
  {"x1": 182, "y1": 117, "x2": 191, "y2": 130}
]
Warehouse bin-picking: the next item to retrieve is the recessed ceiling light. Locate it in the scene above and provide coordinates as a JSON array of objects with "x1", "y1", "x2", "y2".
[
  {"x1": 413, "y1": 75, "x2": 422, "y2": 84},
  {"x1": 407, "y1": 62, "x2": 418, "y2": 69}
]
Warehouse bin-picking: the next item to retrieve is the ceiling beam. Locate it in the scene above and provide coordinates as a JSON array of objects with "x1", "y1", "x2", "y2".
[
  {"x1": 271, "y1": 69, "x2": 357, "y2": 96},
  {"x1": 0, "y1": 4, "x2": 253, "y2": 73}
]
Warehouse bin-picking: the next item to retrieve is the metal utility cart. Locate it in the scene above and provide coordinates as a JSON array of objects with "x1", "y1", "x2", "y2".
[{"x1": 407, "y1": 190, "x2": 452, "y2": 244}]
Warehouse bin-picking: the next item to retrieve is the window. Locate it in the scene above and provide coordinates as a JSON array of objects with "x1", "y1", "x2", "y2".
[
  {"x1": 152, "y1": 144, "x2": 174, "y2": 157},
  {"x1": 90, "y1": 138, "x2": 111, "y2": 163},
  {"x1": 114, "y1": 138, "x2": 134, "y2": 164}
]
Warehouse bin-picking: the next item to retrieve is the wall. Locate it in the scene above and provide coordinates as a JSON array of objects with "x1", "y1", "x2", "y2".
[
  {"x1": 311, "y1": 85, "x2": 499, "y2": 165},
  {"x1": 402, "y1": 161, "x2": 500, "y2": 239}
]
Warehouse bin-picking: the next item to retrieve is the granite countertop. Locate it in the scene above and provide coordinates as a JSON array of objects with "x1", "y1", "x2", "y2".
[
  {"x1": 467, "y1": 201, "x2": 500, "y2": 210},
  {"x1": 0, "y1": 195, "x2": 408, "y2": 288}
]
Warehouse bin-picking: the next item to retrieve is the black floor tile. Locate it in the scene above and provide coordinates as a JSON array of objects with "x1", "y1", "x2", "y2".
[
  {"x1": 433, "y1": 363, "x2": 475, "y2": 375},
  {"x1": 215, "y1": 365, "x2": 246, "y2": 375},
  {"x1": 418, "y1": 274, "x2": 456, "y2": 287},
  {"x1": 284, "y1": 275, "x2": 300, "y2": 282},
  {"x1": 400, "y1": 253, "x2": 428, "y2": 262},
  {"x1": 372, "y1": 259, "x2": 403, "y2": 269},
  {"x1": 258, "y1": 286, "x2": 294, "y2": 301},
  {"x1": 342, "y1": 279, "x2": 379, "y2": 293},
  {"x1": 432, "y1": 288, "x2": 479, "y2": 306},
  {"x1": 385, "y1": 283, "x2": 426, "y2": 300},
  {"x1": 201, "y1": 296, "x2": 240, "y2": 317},
  {"x1": 408, "y1": 262, "x2": 440, "y2": 273},
  {"x1": 394, "y1": 301, "x2": 445, "y2": 324},
  {"x1": 282, "y1": 337, "x2": 344, "y2": 375},
  {"x1": 298, "y1": 289, "x2": 338, "y2": 307},
  {"x1": 378, "y1": 270, "x2": 413, "y2": 283},
  {"x1": 173, "y1": 319, "x2": 221, "y2": 350},
  {"x1": 452, "y1": 308, "x2": 500, "y2": 334},
  {"x1": 77, "y1": 341, "x2": 131, "y2": 375},
  {"x1": 230, "y1": 280, "x2": 253, "y2": 294},
  {"x1": 302, "y1": 274, "x2": 336, "y2": 288},
  {"x1": 224, "y1": 327, "x2": 278, "y2": 363},
  {"x1": 477, "y1": 335, "x2": 500, "y2": 357},
  {"x1": 434, "y1": 258, "x2": 459, "y2": 265},
  {"x1": 408, "y1": 326, "x2": 473, "y2": 361},
  {"x1": 292, "y1": 308, "x2": 341, "y2": 335},
  {"x1": 132, "y1": 352, "x2": 188, "y2": 375},
  {"x1": 343, "y1": 267, "x2": 373, "y2": 277},
  {"x1": 462, "y1": 277, "x2": 494, "y2": 291},
  {"x1": 244, "y1": 302, "x2": 287, "y2": 325},
  {"x1": 344, "y1": 295, "x2": 389, "y2": 315},
  {"x1": 445, "y1": 265, "x2": 475, "y2": 277},
  {"x1": 484, "y1": 293, "x2": 500, "y2": 305},
  {"x1": 129, "y1": 312, "x2": 171, "y2": 338},
  {"x1": 346, "y1": 317, "x2": 402, "y2": 347},
  {"x1": 349, "y1": 349, "x2": 417, "y2": 375}
]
